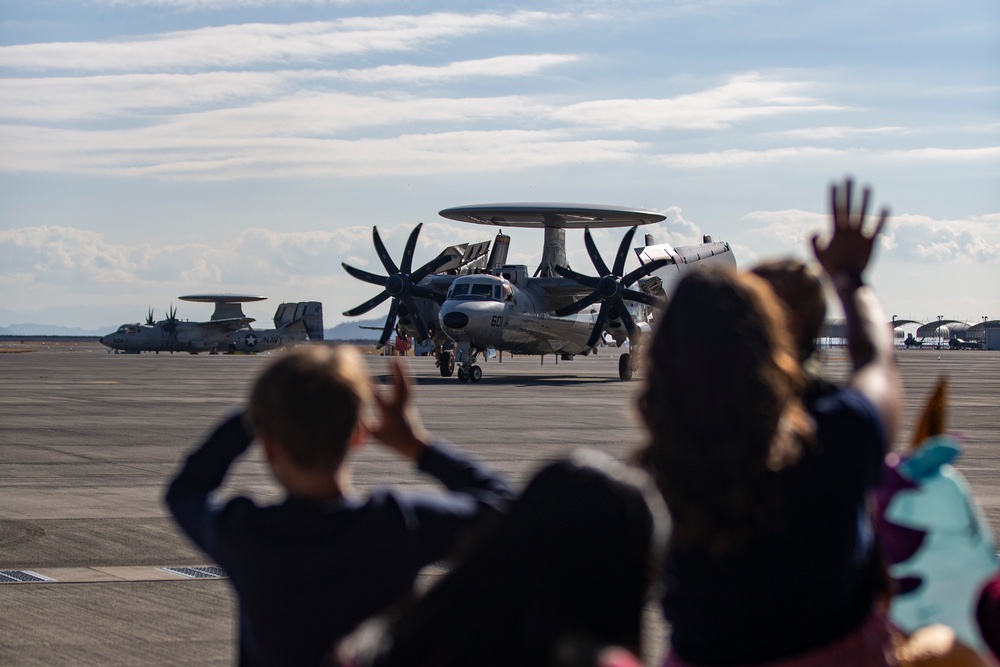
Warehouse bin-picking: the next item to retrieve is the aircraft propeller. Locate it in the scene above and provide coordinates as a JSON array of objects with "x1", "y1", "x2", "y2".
[
  {"x1": 145, "y1": 308, "x2": 155, "y2": 326},
  {"x1": 162, "y1": 304, "x2": 178, "y2": 333},
  {"x1": 341, "y1": 223, "x2": 450, "y2": 346},
  {"x1": 554, "y1": 226, "x2": 669, "y2": 348}
]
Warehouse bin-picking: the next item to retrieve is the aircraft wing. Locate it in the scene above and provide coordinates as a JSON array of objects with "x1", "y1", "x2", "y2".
[
  {"x1": 196, "y1": 317, "x2": 255, "y2": 333},
  {"x1": 422, "y1": 274, "x2": 461, "y2": 295},
  {"x1": 528, "y1": 276, "x2": 598, "y2": 299}
]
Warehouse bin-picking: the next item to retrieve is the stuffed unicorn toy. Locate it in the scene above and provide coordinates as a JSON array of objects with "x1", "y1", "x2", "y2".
[{"x1": 874, "y1": 378, "x2": 999, "y2": 651}]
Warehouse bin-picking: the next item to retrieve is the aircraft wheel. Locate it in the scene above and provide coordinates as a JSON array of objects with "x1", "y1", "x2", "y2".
[
  {"x1": 619, "y1": 353, "x2": 633, "y2": 381},
  {"x1": 457, "y1": 367, "x2": 470, "y2": 383},
  {"x1": 439, "y1": 352, "x2": 455, "y2": 377},
  {"x1": 469, "y1": 365, "x2": 483, "y2": 383}
]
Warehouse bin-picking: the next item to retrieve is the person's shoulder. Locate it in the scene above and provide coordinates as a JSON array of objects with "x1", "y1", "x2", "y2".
[{"x1": 809, "y1": 385, "x2": 877, "y2": 421}]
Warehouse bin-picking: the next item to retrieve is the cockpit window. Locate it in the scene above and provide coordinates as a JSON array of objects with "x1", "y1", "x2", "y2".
[{"x1": 448, "y1": 279, "x2": 505, "y2": 301}]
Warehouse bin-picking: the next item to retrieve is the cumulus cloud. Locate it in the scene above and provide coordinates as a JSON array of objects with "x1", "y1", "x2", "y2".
[
  {"x1": 742, "y1": 209, "x2": 1000, "y2": 264},
  {"x1": 0, "y1": 223, "x2": 493, "y2": 322},
  {"x1": 882, "y1": 212, "x2": 1000, "y2": 263}
]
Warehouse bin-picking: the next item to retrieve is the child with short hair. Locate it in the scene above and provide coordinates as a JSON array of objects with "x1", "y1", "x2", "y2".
[{"x1": 166, "y1": 346, "x2": 512, "y2": 667}]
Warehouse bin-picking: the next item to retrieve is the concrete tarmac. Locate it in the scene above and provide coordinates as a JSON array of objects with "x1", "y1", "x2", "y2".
[{"x1": 1, "y1": 344, "x2": 999, "y2": 665}]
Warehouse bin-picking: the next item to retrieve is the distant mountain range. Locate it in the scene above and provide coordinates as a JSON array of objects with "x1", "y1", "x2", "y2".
[{"x1": 0, "y1": 318, "x2": 384, "y2": 341}]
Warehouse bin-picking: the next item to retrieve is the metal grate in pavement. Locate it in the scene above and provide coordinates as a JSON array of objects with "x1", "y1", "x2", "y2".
[
  {"x1": 160, "y1": 566, "x2": 227, "y2": 579},
  {"x1": 0, "y1": 570, "x2": 51, "y2": 583}
]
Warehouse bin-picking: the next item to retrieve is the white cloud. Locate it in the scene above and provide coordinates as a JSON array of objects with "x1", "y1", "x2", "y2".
[
  {"x1": 0, "y1": 124, "x2": 646, "y2": 178},
  {"x1": 0, "y1": 12, "x2": 565, "y2": 72},
  {"x1": 883, "y1": 212, "x2": 1000, "y2": 263},
  {"x1": 742, "y1": 209, "x2": 1000, "y2": 265},
  {"x1": 650, "y1": 145, "x2": 1000, "y2": 168},
  {"x1": 330, "y1": 54, "x2": 580, "y2": 83},
  {"x1": 103, "y1": 0, "x2": 364, "y2": 8},
  {"x1": 777, "y1": 126, "x2": 913, "y2": 140},
  {"x1": 0, "y1": 72, "x2": 290, "y2": 121},
  {"x1": 743, "y1": 208, "x2": 827, "y2": 255},
  {"x1": 553, "y1": 73, "x2": 838, "y2": 131}
]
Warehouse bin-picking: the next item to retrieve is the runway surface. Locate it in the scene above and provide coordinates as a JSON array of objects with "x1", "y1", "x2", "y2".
[{"x1": 1, "y1": 344, "x2": 998, "y2": 665}]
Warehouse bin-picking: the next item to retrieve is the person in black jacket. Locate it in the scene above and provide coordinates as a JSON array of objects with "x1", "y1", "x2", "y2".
[{"x1": 166, "y1": 347, "x2": 512, "y2": 666}]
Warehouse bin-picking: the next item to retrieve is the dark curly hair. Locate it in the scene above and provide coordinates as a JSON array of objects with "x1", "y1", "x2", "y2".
[{"x1": 637, "y1": 269, "x2": 814, "y2": 555}]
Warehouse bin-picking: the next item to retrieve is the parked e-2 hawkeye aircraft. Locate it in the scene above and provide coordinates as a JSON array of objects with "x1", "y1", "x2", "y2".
[
  {"x1": 99, "y1": 295, "x2": 323, "y2": 354},
  {"x1": 342, "y1": 203, "x2": 735, "y2": 382}
]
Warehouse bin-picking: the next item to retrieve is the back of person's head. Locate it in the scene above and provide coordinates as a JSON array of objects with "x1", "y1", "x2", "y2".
[
  {"x1": 637, "y1": 268, "x2": 812, "y2": 554},
  {"x1": 248, "y1": 345, "x2": 370, "y2": 470},
  {"x1": 750, "y1": 259, "x2": 826, "y2": 362},
  {"x1": 335, "y1": 450, "x2": 669, "y2": 667}
]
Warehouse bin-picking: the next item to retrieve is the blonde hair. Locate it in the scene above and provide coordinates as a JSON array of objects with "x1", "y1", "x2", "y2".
[{"x1": 248, "y1": 345, "x2": 371, "y2": 470}]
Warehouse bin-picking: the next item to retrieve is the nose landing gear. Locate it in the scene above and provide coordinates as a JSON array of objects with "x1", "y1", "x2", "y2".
[
  {"x1": 454, "y1": 343, "x2": 484, "y2": 382},
  {"x1": 457, "y1": 364, "x2": 483, "y2": 382}
]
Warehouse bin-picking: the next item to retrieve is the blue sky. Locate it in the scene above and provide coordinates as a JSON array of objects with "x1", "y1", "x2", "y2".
[{"x1": 1, "y1": 0, "x2": 997, "y2": 331}]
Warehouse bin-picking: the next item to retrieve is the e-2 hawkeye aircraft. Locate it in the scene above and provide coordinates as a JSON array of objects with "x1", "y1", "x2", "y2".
[
  {"x1": 99, "y1": 295, "x2": 323, "y2": 354},
  {"x1": 342, "y1": 203, "x2": 736, "y2": 382}
]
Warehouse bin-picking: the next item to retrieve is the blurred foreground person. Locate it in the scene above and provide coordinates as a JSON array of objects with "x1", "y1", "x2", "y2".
[
  {"x1": 639, "y1": 178, "x2": 902, "y2": 666},
  {"x1": 750, "y1": 259, "x2": 835, "y2": 403},
  {"x1": 333, "y1": 449, "x2": 670, "y2": 667},
  {"x1": 166, "y1": 349, "x2": 512, "y2": 666}
]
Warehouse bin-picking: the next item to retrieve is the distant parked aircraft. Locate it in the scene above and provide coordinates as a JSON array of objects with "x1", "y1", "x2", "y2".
[{"x1": 100, "y1": 295, "x2": 323, "y2": 354}]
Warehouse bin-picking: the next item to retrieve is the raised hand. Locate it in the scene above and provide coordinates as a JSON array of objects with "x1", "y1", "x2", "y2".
[
  {"x1": 367, "y1": 359, "x2": 431, "y2": 461},
  {"x1": 811, "y1": 177, "x2": 889, "y2": 279}
]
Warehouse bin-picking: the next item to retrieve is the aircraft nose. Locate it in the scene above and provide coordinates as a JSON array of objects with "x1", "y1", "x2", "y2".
[{"x1": 442, "y1": 311, "x2": 469, "y2": 329}]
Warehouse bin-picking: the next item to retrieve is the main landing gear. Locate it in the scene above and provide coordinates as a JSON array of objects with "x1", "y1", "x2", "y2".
[
  {"x1": 437, "y1": 350, "x2": 456, "y2": 377},
  {"x1": 618, "y1": 351, "x2": 639, "y2": 381}
]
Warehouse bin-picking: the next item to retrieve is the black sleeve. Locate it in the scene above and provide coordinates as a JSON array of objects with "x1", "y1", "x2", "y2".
[{"x1": 164, "y1": 412, "x2": 254, "y2": 554}]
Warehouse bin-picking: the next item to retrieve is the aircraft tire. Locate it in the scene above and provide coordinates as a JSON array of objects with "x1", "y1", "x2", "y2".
[
  {"x1": 469, "y1": 365, "x2": 483, "y2": 383},
  {"x1": 619, "y1": 353, "x2": 633, "y2": 381},
  {"x1": 458, "y1": 367, "x2": 470, "y2": 383},
  {"x1": 439, "y1": 352, "x2": 455, "y2": 377}
]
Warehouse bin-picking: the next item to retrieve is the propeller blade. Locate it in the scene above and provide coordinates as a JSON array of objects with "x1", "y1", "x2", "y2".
[
  {"x1": 553, "y1": 265, "x2": 601, "y2": 289},
  {"x1": 378, "y1": 300, "x2": 399, "y2": 347},
  {"x1": 343, "y1": 290, "x2": 391, "y2": 317},
  {"x1": 587, "y1": 302, "x2": 610, "y2": 348},
  {"x1": 410, "y1": 254, "x2": 452, "y2": 283},
  {"x1": 400, "y1": 223, "x2": 422, "y2": 274},
  {"x1": 403, "y1": 296, "x2": 430, "y2": 343},
  {"x1": 554, "y1": 290, "x2": 602, "y2": 317},
  {"x1": 372, "y1": 227, "x2": 400, "y2": 276},
  {"x1": 611, "y1": 226, "x2": 638, "y2": 277},
  {"x1": 621, "y1": 258, "x2": 669, "y2": 287},
  {"x1": 410, "y1": 285, "x2": 446, "y2": 305},
  {"x1": 621, "y1": 288, "x2": 667, "y2": 310},
  {"x1": 584, "y1": 228, "x2": 611, "y2": 277},
  {"x1": 342, "y1": 263, "x2": 388, "y2": 287}
]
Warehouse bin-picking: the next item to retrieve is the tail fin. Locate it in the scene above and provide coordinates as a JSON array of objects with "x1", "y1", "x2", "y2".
[{"x1": 274, "y1": 301, "x2": 324, "y2": 341}]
